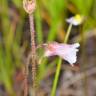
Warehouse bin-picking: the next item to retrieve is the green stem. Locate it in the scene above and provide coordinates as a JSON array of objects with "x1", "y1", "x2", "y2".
[
  {"x1": 51, "y1": 59, "x2": 62, "y2": 96},
  {"x1": 64, "y1": 23, "x2": 73, "y2": 43},
  {"x1": 51, "y1": 23, "x2": 72, "y2": 96}
]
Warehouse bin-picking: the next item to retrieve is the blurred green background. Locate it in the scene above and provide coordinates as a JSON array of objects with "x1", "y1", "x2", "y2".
[{"x1": 0, "y1": 0, "x2": 96, "y2": 96}]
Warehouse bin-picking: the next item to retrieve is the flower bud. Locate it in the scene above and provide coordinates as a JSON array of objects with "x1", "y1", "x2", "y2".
[{"x1": 23, "y1": 0, "x2": 36, "y2": 14}]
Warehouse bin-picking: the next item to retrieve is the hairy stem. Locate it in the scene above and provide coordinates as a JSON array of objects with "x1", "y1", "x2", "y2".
[
  {"x1": 24, "y1": 62, "x2": 29, "y2": 96},
  {"x1": 23, "y1": 0, "x2": 36, "y2": 95},
  {"x1": 29, "y1": 14, "x2": 37, "y2": 89}
]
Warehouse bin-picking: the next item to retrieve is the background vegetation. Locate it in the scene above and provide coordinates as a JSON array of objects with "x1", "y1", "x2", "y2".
[{"x1": 0, "y1": 0, "x2": 96, "y2": 96}]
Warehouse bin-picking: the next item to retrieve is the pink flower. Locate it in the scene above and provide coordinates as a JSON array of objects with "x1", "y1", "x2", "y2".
[{"x1": 44, "y1": 42, "x2": 80, "y2": 66}]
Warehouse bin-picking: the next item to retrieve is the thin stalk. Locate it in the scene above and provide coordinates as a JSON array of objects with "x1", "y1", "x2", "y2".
[
  {"x1": 24, "y1": 53, "x2": 31, "y2": 96},
  {"x1": 23, "y1": 0, "x2": 37, "y2": 95},
  {"x1": 24, "y1": 61, "x2": 29, "y2": 96},
  {"x1": 51, "y1": 59, "x2": 62, "y2": 96},
  {"x1": 64, "y1": 23, "x2": 73, "y2": 43},
  {"x1": 51, "y1": 23, "x2": 73, "y2": 96},
  {"x1": 29, "y1": 14, "x2": 37, "y2": 89}
]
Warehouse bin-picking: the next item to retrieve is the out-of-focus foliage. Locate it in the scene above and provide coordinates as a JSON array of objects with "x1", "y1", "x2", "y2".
[
  {"x1": 70, "y1": 0, "x2": 93, "y2": 15},
  {"x1": 41, "y1": 0, "x2": 67, "y2": 41},
  {"x1": 0, "y1": 0, "x2": 25, "y2": 94},
  {"x1": 0, "y1": 0, "x2": 96, "y2": 95},
  {"x1": 12, "y1": 0, "x2": 22, "y2": 8}
]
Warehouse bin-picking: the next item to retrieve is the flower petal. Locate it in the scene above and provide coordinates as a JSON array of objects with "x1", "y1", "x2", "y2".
[{"x1": 56, "y1": 43, "x2": 80, "y2": 65}]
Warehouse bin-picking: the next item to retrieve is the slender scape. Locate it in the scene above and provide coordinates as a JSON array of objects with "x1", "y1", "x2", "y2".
[
  {"x1": 23, "y1": 0, "x2": 37, "y2": 95},
  {"x1": 29, "y1": 14, "x2": 37, "y2": 89},
  {"x1": 51, "y1": 23, "x2": 73, "y2": 96}
]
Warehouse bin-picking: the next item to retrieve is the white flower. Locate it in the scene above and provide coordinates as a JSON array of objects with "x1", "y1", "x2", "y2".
[
  {"x1": 44, "y1": 42, "x2": 80, "y2": 66},
  {"x1": 66, "y1": 14, "x2": 84, "y2": 26}
]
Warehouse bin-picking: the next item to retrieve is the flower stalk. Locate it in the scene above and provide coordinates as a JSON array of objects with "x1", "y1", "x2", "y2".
[
  {"x1": 23, "y1": 0, "x2": 37, "y2": 95},
  {"x1": 64, "y1": 23, "x2": 73, "y2": 43},
  {"x1": 51, "y1": 23, "x2": 73, "y2": 96},
  {"x1": 29, "y1": 14, "x2": 37, "y2": 89}
]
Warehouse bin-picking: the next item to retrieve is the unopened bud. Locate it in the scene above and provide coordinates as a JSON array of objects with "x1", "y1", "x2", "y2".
[{"x1": 23, "y1": 0, "x2": 36, "y2": 14}]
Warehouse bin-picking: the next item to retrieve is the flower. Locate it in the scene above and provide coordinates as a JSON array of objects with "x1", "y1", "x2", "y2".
[
  {"x1": 23, "y1": 0, "x2": 36, "y2": 14},
  {"x1": 44, "y1": 42, "x2": 80, "y2": 66},
  {"x1": 66, "y1": 14, "x2": 84, "y2": 26}
]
